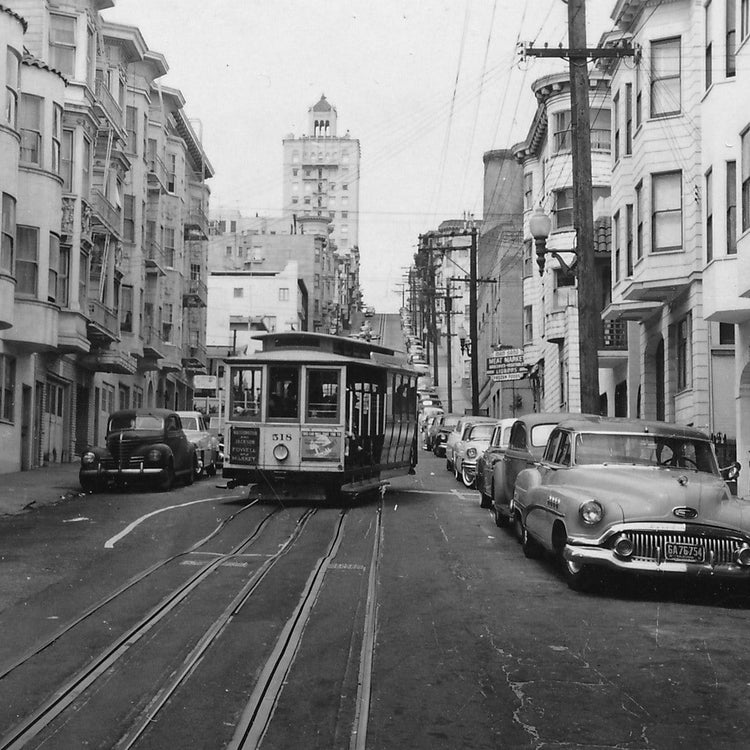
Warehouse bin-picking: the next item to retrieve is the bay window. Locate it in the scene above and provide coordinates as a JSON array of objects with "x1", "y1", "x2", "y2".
[
  {"x1": 652, "y1": 171, "x2": 682, "y2": 252},
  {"x1": 16, "y1": 226, "x2": 38, "y2": 296}
]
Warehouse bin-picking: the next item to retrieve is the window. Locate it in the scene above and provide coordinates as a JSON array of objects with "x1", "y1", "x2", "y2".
[
  {"x1": 706, "y1": 168, "x2": 713, "y2": 262},
  {"x1": 58, "y1": 245, "x2": 69, "y2": 307},
  {"x1": 5, "y1": 48, "x2": 18, "y2": 127},
  {"x1": 719, "y1": 322, "x2": 735, "y2": 345},
  {"x1": 652, "y1": 171, "x2": 682, "y2": 252},
  {"x1": 613, "y1": 211, "x2": 621, "y2": 283},
  {"x1": 342, "y1": 184, "x2": 348, "y2": 191},
  {"x1": 233, "y1": 287, "x2": 243, "y2": 298},
  {"x1": 306, "y1": 369, "x2": 340, "y2": 423},
  {"x1": 279, "y1": 287, "x2": 289, "y2": 301},
  {"x1": 190, "y1": 263, "x2": 200, "y2": 281},
  {"x1": 121, "y1": 285, "x2": 133, "y2": 332},
  {"x1": 626, "y1": 204, "x2": 634, "y2": 276},
  {"x1": 625, "y1": 83, "x2": 633, "y2": 155},
  {"x1": 0, "y1": 354, "x2": 15, "y2": 422},
  {"x1": 613, "y1": 93, "x2": 620, "y2": 161},
  {"x1": 590, "y1": 107, "x2": 611, "y2": 151},
  {"x1": 16, "y1": 226, "x2": 38, "y2": 296},
  {"x1": 727, "y1": 0, "x2": 737, "y2": 77},
  {"x1": 1, "y1": 193, "x2": 15, "y2": 273},
  {"x1": 523, "y1": 239, "x2": 533, "y2": 278},
  {"x1": 635, "y1": 181, "x2": 643, "y2": 260},
  {"x1": 523, "y1": 305, "x2": 533, "y2": 343},
  {"x1": 118, "y1": 196, "x2": 135, "y2": 247},
  {"x1": 162, "y1": 302, "x2": 173, "y2": 342},
  {"x1": 230, "y1": 220, "x2": 237, "y2": 233},
  {"x1": 61, "y1": 129, "x2": 73, "y2": 191},
  {"x1": 553, "y1": 188, "x2": 574, "y2": 229},
  {"x1": 524, "y1": 172, "x2": 533, "y2": 210},
  {"x1": 19, "y1": 94, "x2": 42, "y2": 165},
  {"x1": 49, "y1": 13, "x2": 76, "y2": 77},
  {"x1": 164, "y1": 227, "x2": 175, "y2": 267},
  {"x1": 650, "y1": 37, "x2": 681, "y2": 117},
  {"x1": 727, "y1": 160, "x2": 737, "y2": 254},
  {"x1": 79, "y1": 249, "x2": 88, "y2": 307},
  {"x1": 553, "y1": 110, "x2": 571, "y2": 153},
  {"x1": 268, "y1": 366, "x2": 299, "y2": 420},
  {"x1": 706, "y1": 1, "x2": 713, "y2": 89},
  {"x1": 341, "y1": 211, "x2": 348, "y2": 218},
  {"x1": 676, "y1": 315, "x2": 691, "y2": 391},
  {"x1": 635, "y1": 57, "x2": 642, "y2": 129},
  {"x1": 125, "y1": 105, "x2": 137, "y2": 153},
  {"x1": 48, "y1": 233, "x2": 59, "y2": 303},
  {"x1": 742, "y1": 0, "x2": 749, "y2": 39},
  {"x1": 51, "y1": 104, "x2": 62, "y2": 173},
  {"x1": 81, "y1": 136, "x2": 91, "y2": 197},
  {"x1": 742, "y1": 129, "x2": 750, "y2": 231},
  {"x1": 225, "y1": 245, "x2": 232, "y2": 257},
  {"x1": 167, "y1": 153, "x2": 176, "y2": 193}
]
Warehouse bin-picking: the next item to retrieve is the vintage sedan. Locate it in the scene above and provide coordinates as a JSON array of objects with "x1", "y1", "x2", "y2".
[
  {"x1": 80, "y1": 409, "x2": 197, "y2": 493},
  {"x1": 177, "y1": 410, "x2": 220, "y2": 477},
  {"x1": 432, "y1": 413, "x2": 462, "y2": 457},
  {"x1": 512, "y1": 416, "x2": 745, "y2": 591},
  {"x1": 475, "y1": 418, "x2": 516, "y2": 509},
  {"x1": 449, "y1": 418, "x2": 499, "y2": 487},
  {"x1": 492, "y1": 412, "x2": 575, "y2": 527}
]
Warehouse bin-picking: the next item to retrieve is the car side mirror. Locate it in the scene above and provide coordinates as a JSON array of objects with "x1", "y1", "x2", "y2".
[{"x1": 721, "y1": 461, "x2": 741, "y2": 481}]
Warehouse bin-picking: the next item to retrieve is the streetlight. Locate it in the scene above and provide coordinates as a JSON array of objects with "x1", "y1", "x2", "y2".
[{"x1": 529, "y1": 207, "x2": 577, "y2": 276}]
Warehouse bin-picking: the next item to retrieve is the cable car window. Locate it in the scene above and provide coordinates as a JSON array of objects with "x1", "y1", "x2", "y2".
[
  {"x1": 268, "y1": 366, "x2": 299, "y2": 420},
  {"x1": 307, "y1": 369, "x2": 340, "y2": 423},
  {"x1": 230, "y1": 366, "x2": 263, "y2": 420}
]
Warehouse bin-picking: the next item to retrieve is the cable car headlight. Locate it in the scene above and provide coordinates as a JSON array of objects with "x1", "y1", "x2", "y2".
[{"x1": 272, "y1": 444, "x2": 290, "y2": 462}]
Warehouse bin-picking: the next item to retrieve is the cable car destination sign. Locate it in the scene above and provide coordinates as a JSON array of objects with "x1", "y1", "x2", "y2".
[{"x1": 487, "y1": 347, "x2": 526, "y2": 382}]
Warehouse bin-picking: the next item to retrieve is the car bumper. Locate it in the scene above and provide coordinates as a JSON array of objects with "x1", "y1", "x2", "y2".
[
  {"x1": 564, "y1": 543, "x2": 750, "y2": 579},
  {"x1": 80, "y1": 465, "x2": 166, "y2": 479}
]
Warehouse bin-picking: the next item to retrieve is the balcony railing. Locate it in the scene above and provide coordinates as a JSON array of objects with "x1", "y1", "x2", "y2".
[
  {"x1": 185, "y1": 206, "x2": 209, "y2": 240},
  {"x1": 94, "y1": 76, "x2": 123, "y2": 130},
  {"x1": 87, "y1": 299, "x2": 119, "y2": 346},
  {"x1": 183, "y1": 278, "x2": 207, "y2": 308},
  {"x1": 90, "y1": 188, "x2": 122, "y2": 238},
  {"x1": 144, "y1": 239, "x2": 167, "y2": 274},
  {"x1": 147, "y1": 154, "x2": 168, "y2": 192}
]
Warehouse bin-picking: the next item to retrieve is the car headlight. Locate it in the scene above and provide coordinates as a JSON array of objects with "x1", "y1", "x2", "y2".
[
  {"x1": 579, "y1": 501, "x2": 604, "y2": 525},
  {"x1": 81, "y1": 451, "x2": 96, "y2": 465},
  {"x1": 467, "y1": 447, "x2": 477, "y2": 459},
  {"x1": 147, "y1": 448, "x2": 162, "y2": 462},
  {"x1": 272, "y1": 444, "x2": 290, "y2": 461}
]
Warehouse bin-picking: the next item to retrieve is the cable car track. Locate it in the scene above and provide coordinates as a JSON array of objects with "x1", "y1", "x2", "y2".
[{"x1": 0, "y1": 503, "x2": 315, "y2": 750}]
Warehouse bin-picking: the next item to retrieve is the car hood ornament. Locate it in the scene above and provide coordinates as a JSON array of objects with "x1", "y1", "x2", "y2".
[{"x1": 673, "y1": 506, "x2": 698, "y2": 519}]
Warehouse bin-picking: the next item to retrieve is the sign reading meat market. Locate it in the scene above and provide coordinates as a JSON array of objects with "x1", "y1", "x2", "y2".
[{"x1": 487, "y1": 347, "x2": 526, "y2": 382}]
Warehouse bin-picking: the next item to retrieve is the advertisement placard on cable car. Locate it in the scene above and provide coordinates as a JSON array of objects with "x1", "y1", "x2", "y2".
[{"x1": 301, "y1": 430, "x2": 343, "y2": 461}]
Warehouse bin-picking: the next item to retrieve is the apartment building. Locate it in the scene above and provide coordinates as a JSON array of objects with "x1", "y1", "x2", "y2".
[
  {"x1": 512, "y1": 71, "x2": 625, "y2": 414},
  {"x1": 0, "y1": 2, "x2": 211, "y2": 474},
  {"x1": 281, "y1": 95, "x2": 360, "y2": 254},
  {"x1": 601, "y1": 0, "x2": 749, "y2": 488}
]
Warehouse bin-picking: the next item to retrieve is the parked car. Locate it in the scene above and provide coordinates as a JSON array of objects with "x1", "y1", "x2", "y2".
[
  {"x1": 431, "y1": 413, "x2": 462, "y2": 456},
  {"x1": 364, "y1": 305, "x2": 375, "y2": 317},
  {"x1": 512, "y1": 416, "x2": 744, "y2": 592},
  {"x1": 177, "y1": 410, "x2": 221, "y2": 477},
  {"x1": 79, "y1": 409, "x2": 197, "y2": 493},
  {"x1": 492, "y1": 412, "x2": 576, "y2": 527},
  {"x1": 451, "y1": 419, "x2": 499, "y2": 487},
  {"x1": 475, "y1": 418, "x2": 517, "y2": 509},
  {"x1": 445, "y1": 416, "x2": 497, "y2": 477}
]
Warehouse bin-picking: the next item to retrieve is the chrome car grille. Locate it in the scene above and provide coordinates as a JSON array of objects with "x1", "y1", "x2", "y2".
[
  {"x1": 620, "y1": 531, "x2": 743, "y2": 565},
  {"x1": 105, "y1": 438, "x2": 145, "y2": 469}
]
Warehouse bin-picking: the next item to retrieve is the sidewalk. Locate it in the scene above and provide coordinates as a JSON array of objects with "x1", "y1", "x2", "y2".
[{"x1": 0, "y1": 462, "x2": 83, "y2": 516}]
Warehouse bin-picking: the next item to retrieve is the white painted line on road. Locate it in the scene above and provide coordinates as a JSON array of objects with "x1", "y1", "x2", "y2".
[
  {"x1": 63, "y1": 517, "x2": 90, "y2": 523},
  {"x1": 104, "y1": 496, "x2": 224, "y2": 549}
]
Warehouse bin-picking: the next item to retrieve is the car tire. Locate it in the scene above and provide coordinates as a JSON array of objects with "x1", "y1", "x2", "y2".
[
  {"x1": 446, "y1": 458, "x2": 452, "y2": 472},
  {"x1": 453, "y1": 462, "x2": 461, "y2": 482},
  {"x1": 563, "y1": 559, "x2": 599, "y2": 593},
  {"x1": 521, "y1": 524, "x2": 542, "y2": 559},
  {"x1": 80, "y1": 476, "x2": 106, "y2": 494},
  {"x1": 157, "y1": 460, "x2": 175, "y2": 492},
  {"x1": 479, "y1": 483, "x2": 492, "y2": 509},
  {"x1": 461, "y1": 466, "x2": 475, "y2": 488},
  {"x1": 493, "y1": 505, "x2": 509, "y2": 527},
  {"x1": 185, "y1": 456, "x2": 196, "y2": 486}
]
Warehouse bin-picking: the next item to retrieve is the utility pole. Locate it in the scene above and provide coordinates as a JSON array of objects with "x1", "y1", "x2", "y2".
[
  {"x1": 445, "y1": 282, "x2": 453, "y2": 413},
  {"x1": 522, "y1": 0, "x2": 634, "y2": 415},
  {"x1": 469, "y1": 225, "x2": 479, "y2": 415}
]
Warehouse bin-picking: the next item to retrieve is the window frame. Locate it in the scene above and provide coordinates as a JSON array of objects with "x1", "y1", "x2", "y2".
[
  {"x1": 651, "y1": 170, "x2": 683, "y2": 253},
  {"x1": 650, "y1": 37, "x2": 682, "y2": 118},
  {"x1": 49, "y1": 13, "x2": 77, "y2": 78},
  {"x1": 15, "y1": 224, "x2": 39, "y2": 296},
  {"x1": 19, "y1": 93, "x2": 43, "y2": 166}
]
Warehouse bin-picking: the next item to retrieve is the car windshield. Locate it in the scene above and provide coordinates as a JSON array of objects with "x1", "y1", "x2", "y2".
[
  {"x1": 574, "y1": 432, "x2": 718, "y2": 474},
  {"x1": 180, "y1": 417, "x2": 199, "y2": 430},
  {"x1": 468, "y1": 424, "x2": 495, "y2": 441},
  {"x1": 108, "y1": 414, "x2": 164, "y2": 431}
]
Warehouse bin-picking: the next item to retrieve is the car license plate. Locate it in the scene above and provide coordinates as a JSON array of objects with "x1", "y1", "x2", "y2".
[{"x1": 665, "y1": 542, "x2": 705, "y2": 563}]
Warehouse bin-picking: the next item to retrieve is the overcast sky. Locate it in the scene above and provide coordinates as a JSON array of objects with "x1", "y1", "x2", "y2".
[{"x1": 102, "y1": 0, "x2": 615, "y2": 312}]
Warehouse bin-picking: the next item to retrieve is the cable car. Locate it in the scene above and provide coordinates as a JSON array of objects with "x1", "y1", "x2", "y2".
[{"x1": 221, "y1": 332, "x2": 419, "y2": 501}]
